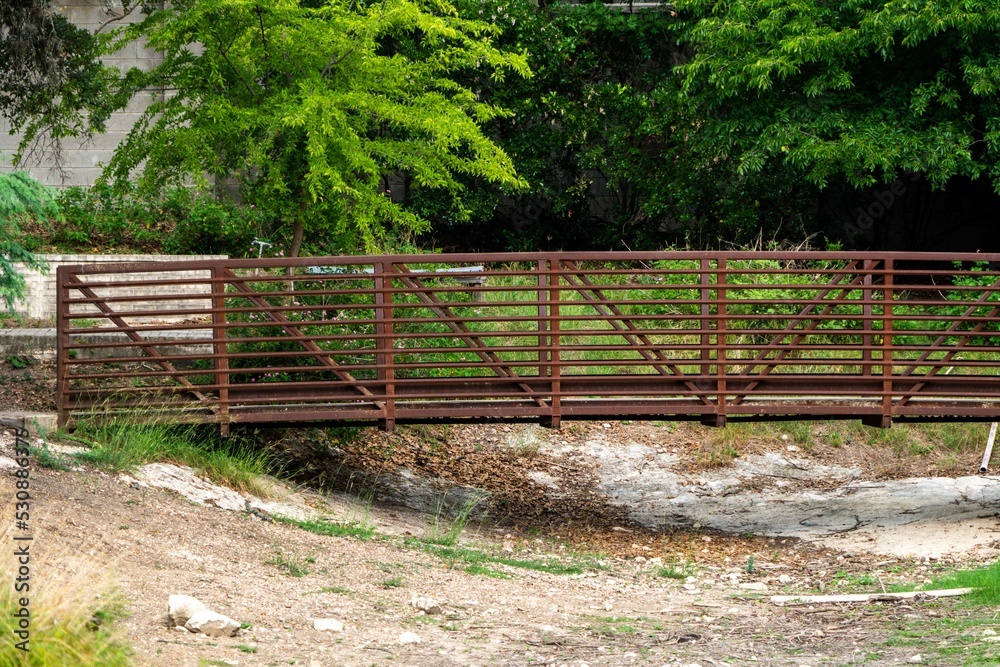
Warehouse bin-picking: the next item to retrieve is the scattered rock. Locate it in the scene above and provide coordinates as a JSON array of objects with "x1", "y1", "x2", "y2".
[
  {"x1": 168, "y1": 595, "x2": 207, "y2": 627},
  {"x1": 312, "y1": 618, "x2": 344, "y2": 632},
  {"x1": 185, "y1": 610, "x2": 241, "y2": 637},
  {"x1": 778, "y1": 574, "x2": 792, "y2": 584},
  {"x1": 410, "y1": 596, "x2": 442, "y2": 615},
  {"x1": 739, "y1": 582, "x2": 767, "y2": 592},
  {"x1": 398, "y1": 631, "x2": 421, "y2": 644}
]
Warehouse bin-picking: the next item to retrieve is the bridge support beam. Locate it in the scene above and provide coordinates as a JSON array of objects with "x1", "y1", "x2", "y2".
[{"x1": 862, "y1": 415, "x2": 892, "y2": 429}]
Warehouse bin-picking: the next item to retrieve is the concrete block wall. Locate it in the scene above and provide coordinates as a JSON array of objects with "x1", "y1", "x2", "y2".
[
  {"x1": 13, "y1": 254, "x2": 227, "y2": 321},
  {"x1": 0, "y1": 0, "x2": 163, "y2": 186}
]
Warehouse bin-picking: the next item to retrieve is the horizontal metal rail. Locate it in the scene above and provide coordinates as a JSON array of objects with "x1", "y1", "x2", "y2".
[{"x1": 56, "y1": 251, "x2": 1000, "y2": 434}]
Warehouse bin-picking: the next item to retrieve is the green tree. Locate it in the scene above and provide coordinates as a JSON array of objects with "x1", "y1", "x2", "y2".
[
  {"x1": 0, "y1": 172, "x2": 51, "y2": 310},
  {"x1": 1, "y1": 1, "x2": 119, "y2": 163},
  {"x1": 674, "y1": 0, "x2": 1000, "y2": 190},
  {"x1": 100, "y1": 0, "x2": 529, "y2": 254}
]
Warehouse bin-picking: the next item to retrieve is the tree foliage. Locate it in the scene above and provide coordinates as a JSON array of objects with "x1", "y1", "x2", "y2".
[
  {"x1": 0, "y1": 172, "x2": 51, "y2": 310},
  {"x1": 674, "y1": 0, "x2": 1000, "y2": 190},
  {"x1": 0, "y1": 0, "x2": 119, "y2": 162},
  {"x1": 100, "y1": 0, "x2": 529, "y2": 253},
  {"x1": 409, "y1": 0, "x2": 815, "y2": 251}
]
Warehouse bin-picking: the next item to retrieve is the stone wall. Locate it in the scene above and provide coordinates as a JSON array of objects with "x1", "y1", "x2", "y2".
[
  {"x1": 13, "y1": 254, "x2": 227, "y2": 320},
  {"x1": 0, "y1": 0, "x2": 163, "y2": 187}
]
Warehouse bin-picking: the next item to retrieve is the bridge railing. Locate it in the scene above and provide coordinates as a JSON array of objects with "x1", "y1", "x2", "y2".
[{"x1": 56, "y1": 251, "x2": 1000, "y2": 433}]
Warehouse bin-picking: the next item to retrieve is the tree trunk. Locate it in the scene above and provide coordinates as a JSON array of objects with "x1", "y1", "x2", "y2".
[{"x1": 285, "y1": 209, "x2": 305, "y2": 292}]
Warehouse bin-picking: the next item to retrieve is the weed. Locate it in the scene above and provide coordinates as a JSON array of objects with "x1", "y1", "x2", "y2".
[
  {"x1": 238, "y1": 644, "x2": 259, "y2": 653},
  {"x1": 424, "y1": 492, "x2": 486, "y2": 547},
  {"x1": 30, "y1": 441, "x2": 71, "y2": 471},
  {"x1": 306, "y1": 585, "x2": 351, "y2": 595},
  {"x1": 463, "y1": 563, "x2": 510, "y2": 578},
  {"x1": 267, "y1": 547, "x2": 312, "y2": 577},
  {"x1": 412, "y1": 539, "x2": 600, "y2": 576},
  {"x1": 275, "y1": 515, "x2": 374, "y2": 540},
  {"x1": 656, "y1": 560, "x2": 693, "y2": 580},
  {"x1": 380, "y1": 576, "x2": 406, "y2": 588}
]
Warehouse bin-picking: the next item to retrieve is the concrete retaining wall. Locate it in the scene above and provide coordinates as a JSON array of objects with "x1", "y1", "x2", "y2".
[
  {"x1": 13, "y1": 254, "x2": 227, "y2": 320},
  {"x1": 0, "y1": 0, "x2": 163, "y2": 186}
]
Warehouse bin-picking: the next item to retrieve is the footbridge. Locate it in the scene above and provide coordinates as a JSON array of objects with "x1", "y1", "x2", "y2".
[{"x1": 55, "y1": 251, "x2": 1000, "y2": 434}]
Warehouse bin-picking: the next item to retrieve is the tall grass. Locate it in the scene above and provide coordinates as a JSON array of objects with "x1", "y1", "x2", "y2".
[
  {"x1": 0, "y1": 504, "x2": 131, "y2": 666},
  {"x1": 68, "y1": 419, "x2": 273, "y2": 497}
]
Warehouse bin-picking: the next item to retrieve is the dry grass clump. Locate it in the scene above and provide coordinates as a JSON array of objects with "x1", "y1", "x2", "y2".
[{"x1": 0, "y1": 500, "x2": 131, "y2": 667}]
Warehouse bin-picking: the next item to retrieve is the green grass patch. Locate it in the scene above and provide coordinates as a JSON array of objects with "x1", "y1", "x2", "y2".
[
  {"x1": 267, "y1": 547, "x2": 312, "y2": 577},
  {"x1": 29, "y1": 442, "x2": 71, "y2": 471},
  {"x1": 380, "y1": 576, "x2": 406, "y2": 588},
  {"x1": 66, "y1": 419, "x2": 274, "y2": 497},
  {"x1": 896, "y1": 560, "x2": 1000, "y2": 605},
  {"x1": 410, "y1": 539, "x2": 601, "y2": 576},
  {"x1": 274, "y1": 515, "x2": 374, "y2": 540},
  {"x1": 305, "y1": 585, "x2": 352, "y2": 595},
  {"x1": 463, "y1": 563, "x2": 511, "y2": 579},
  {"x1": 657, "y1": 560, "x2": 693, "y2": 580}
]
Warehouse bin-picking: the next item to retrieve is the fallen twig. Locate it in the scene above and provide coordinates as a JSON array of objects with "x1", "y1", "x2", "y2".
[{"x1": 771, "y1": 588, "x2": 973, "y2": 606}]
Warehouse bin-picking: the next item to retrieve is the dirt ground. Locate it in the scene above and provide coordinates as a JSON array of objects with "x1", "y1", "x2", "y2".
[{"x1": 3, "y1": 420, "x2": 1000, "y2": 667}]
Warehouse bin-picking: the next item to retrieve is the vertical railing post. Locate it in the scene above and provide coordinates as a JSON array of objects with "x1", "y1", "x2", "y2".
[
  {"x1": 881, "y1": 257, "x2": 894, "y2": 427},
  {"x1": 56, "y1": 266, "x2": 69, "y2": 429},
  {"x1": 211, "y1": 267, "x2": 230, "y2": 437},
  {"x1": 699, "y1": 258, "x2": 717, "y2": 425},
  {"x1": 538, "y1": 259, "x2": 557, "y2": 427},
  {"x1": 716, "y1": 257, "x2": 727, "y2": 427},
  {"x1": 700, "y1": 258, "x2": 711, "y2": 381},
  {"x1": 549, "y1": 258, "x2": 561, "y2": 429},
  {"x1": 375, "y1": 261, "x2": 395, "y2": 432},
  {"x1": 862, "y1": 259, "x2": 873, "y2": 378}
]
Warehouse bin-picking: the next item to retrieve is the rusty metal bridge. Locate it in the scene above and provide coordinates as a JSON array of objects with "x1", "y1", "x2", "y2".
[{"x1": 56, "y1": 252, "x2": 1000, "y2": 434}]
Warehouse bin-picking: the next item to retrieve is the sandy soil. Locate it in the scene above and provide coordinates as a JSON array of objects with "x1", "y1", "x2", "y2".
[{"x1": 3, "y1": 422, "x2": 1000, "y2": 667}]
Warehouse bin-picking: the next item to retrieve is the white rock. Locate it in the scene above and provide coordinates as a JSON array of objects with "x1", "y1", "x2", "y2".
[
  {"x1": 312, "y1": 618, "x2": 344, "y2": 632},
  {"x1": 907, "y1": 655, "x2": 923, "y2": 664},
  {"x1": 984, "y1": 636, "x2": 1000, "y2": 643},
  {"x1": 410, "y1": 596, "x2": 442, "y2": 615},
  {"x1": 185, "y1": 610, "x2": 241, "y2": 637},
  {"x1": 398, "y1": 631, "x2": 421, "y2": 644},
  {"x1": 983, "y1": 628, "x2": 997, "y2": 637},
  {"x1": 173, "y1": 625, "x2": 190, "y2": 633},
  {"x1": 778, "y1": 574, "x2": 792, "y2": 584},
  {"x1": 739, "y1": 582, "x2": 767, "y2": 592},
  {"x1": 786, "y1": 445, "x2": 799, "y2": 452},
  {"x1": 168, "y1": 595, "x2": 207, "y2": 627}
]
